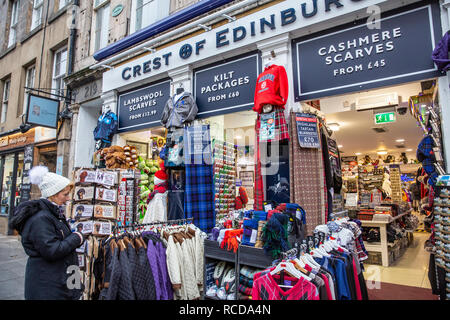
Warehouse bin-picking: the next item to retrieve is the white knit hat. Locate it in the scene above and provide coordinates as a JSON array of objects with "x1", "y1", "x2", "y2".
[{"x1": 29, "y1": 166, "x2": 71, "y2": 198}]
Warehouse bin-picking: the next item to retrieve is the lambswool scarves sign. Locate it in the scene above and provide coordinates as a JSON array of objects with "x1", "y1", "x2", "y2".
[
  {"x1": 289, "y1": 112, "x2": 326, "y2": 235},
  {"x1": 184, "y1": 124, "x2": 215, "y2": 233}
]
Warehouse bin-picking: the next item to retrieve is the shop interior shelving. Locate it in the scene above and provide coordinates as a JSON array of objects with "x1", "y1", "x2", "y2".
[{"x1": 361, "y1": 209, "x2": 412, "y2": 267}]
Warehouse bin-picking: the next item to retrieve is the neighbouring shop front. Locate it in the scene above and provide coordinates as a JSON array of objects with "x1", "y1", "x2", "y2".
[
  {"x1": 69, "y1": 0, "x2": 450, "y2": 301},
  {"x1": 0, "y1": 126, "x2": 58, "y2": 235},
  {"x1": 0, "y1": 130, "x2": 34, "y2": 235}
]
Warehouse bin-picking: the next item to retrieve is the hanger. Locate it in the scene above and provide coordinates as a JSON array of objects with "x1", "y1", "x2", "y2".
[
  {"x1": 270, "y1": 260, "x2": 312, "y2": 283},
  {"x1": 303, "y1": 251, "x2": 322, "y2": 269},
  {"x1": 317, "y1": 244, "x2": 331, "y2": 257}
]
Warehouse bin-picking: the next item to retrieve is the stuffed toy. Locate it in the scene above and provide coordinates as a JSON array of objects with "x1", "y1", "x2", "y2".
[{"x1": 101, "y1": 146, "x2": 128, "y2": 169}]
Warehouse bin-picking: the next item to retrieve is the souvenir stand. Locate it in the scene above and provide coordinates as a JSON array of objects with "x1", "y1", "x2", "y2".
[{"x1": 68, "y1": 167, "x2": 141, "y2": 300}]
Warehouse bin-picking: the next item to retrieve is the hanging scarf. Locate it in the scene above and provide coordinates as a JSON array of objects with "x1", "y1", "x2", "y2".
[
  {"x1": 147, "y1": 182, "x2": 168, "y2": 204},
  {"x1": 262, "y1": 212, "x2": 290, "y2": 259}
]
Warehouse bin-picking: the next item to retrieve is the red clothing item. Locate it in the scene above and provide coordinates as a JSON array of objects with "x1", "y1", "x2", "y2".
[
  {"x1": 352, "y1": 258, "x2": 362, "y2": 300},
  {"x1": 252, "y1": 272, "x2": 319, "y2": 300},
  {"x1": 253, "y1": 64, "x2": 289, "y2": 113}
]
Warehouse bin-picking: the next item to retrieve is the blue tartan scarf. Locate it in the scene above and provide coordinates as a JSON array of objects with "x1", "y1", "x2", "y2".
[{"x1": 184, "y1": 124, "x2": 215, "y2": 233}]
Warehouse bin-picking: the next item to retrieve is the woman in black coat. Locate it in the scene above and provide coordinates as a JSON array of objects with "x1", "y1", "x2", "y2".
[{"x1": 9, "y1": 166, "x2": 85, "y2": 300}]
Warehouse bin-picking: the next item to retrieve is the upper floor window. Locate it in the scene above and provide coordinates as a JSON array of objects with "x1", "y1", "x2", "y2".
[
  {"x1": 52, "y1": 47, "x2": 67, "y2": 100},
  {"x1": 22, "y1": 65, "x2": 36, "y2": 116},
  {"x1": 94, "y1": 1, "x2": 110, "y2": 51},
  {"x1": 31, "y1": 0, "x2": 44, "y2": 31},
  {"x1": 130, "y1": 0, "x2": 170, "y2": 34},
  {"x1": 8, "y1": 1, "x2": 19, "y2": 48},
  {"x1": 59, "y1": 0, "x2": 70, "y2": 10},
  {"x1": 1, "y1": 79, "x2": 11, "y2": 123}
]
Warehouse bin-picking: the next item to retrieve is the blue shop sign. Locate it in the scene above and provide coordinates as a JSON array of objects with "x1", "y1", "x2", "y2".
[
  {"x1": 117, "y1": 80, "x2": 171, "y2": 132},
  {"x1": 295, "y1": 113, "x2": 320, "y2": 149},
  {"x1": 292, "y1": 3, "x2": 443, "y2": 101},
  {"x1": 193, "y1": 53, "x2": 261, "y2": 117}
]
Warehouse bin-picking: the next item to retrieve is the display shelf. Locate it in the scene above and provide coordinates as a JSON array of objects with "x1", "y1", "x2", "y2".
[
  {"x1": 361, "y1": 210, "x2": 412, "y2": 267},
  {"x1": 204, "y1": 239, "x2": 237, "y2": 263},
  {"x1": 238, "y1": 245, "x2": 273, "y2": 269}
]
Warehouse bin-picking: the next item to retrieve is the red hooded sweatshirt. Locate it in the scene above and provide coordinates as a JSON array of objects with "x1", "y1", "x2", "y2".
[{"x1": 253, "y1": 64, "x2": 289, "y2": 113}]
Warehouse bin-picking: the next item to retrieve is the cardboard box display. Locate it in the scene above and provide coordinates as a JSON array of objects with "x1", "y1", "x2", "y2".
[
  {"x1": 74, "y1": 186, "x2": 95, "y2": 201},
  {"x1": 92, "y1": 221, "x2": 113, "y2": 236},
  {"x1": 73, "y1": 204, "x2": 94, "y2": 220},
  {"x1": 75, "y1": 169, "x2": 97, "y2": 184},
  {"x1": 94, "y1": 205, "x2": 116, "y2": 220},
  {"x1": 95, "y1": 187, "x2": 117, "y2": 202}
]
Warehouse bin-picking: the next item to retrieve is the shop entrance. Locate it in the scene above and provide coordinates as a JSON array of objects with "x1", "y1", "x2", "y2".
[{"x1": 308, "y1": 80, "x2": 441, "y2": 299}]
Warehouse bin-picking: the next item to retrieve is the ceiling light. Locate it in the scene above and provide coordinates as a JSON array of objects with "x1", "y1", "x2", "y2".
[
  {"x1": 235, "y1": 135, "x2": 242, "y2": 139},
  {"x1": 328, "y1": 123, "x2": 340, "y2": 131},
  {"x1": 406, "y1": 149, "x2": 413, "y2": 152},
  {"x1": 395, "y1": 139, "x2": 405, "y2": 143},
  {"x1": 338, "y1": 145, "x2": 343, "y2": 148},
  {"x1": 355, "y1": 153, "x2": 362, "y2": 156},
  {"x1": 377, "y1": 150, "x2": 388, "y2": 155}
]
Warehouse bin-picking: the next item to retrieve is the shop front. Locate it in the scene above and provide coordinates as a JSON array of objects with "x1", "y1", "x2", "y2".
[
  {"x1": 72, "y1": 0, "x2": 450, "y2": 301},
  {"x1": 0, "y1": 130, "x2": 34, "y2": 235}
]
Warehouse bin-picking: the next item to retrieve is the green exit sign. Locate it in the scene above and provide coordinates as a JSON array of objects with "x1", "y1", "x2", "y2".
[{"x1": 374, "y1": 112, "x2": 396, "y2": 124}]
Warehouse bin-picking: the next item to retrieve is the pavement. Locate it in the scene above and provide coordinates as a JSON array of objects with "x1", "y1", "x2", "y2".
[{"x1": 0, "y1": 235, "x2": 26, "y2": 300}]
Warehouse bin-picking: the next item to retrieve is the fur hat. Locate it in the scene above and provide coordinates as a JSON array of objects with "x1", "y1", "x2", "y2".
[{"x1": 29, "y1": 166, "x2": 71, "y2": 198}]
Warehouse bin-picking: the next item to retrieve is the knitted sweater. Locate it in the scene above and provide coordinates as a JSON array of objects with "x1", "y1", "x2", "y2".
[{"x1": 253, "y1": 64, "x2": 289, "y2": 113}]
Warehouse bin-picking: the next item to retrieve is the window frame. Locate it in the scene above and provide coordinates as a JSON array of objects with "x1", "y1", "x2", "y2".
[
  {"x1": 31, "y1": 0, "x2": 44, "y2": 31},
  {"x1": 58, "y1": 0, "x2": 69, "y2": 10},
  {"x1": 94, "y1": 1, "x2": 110, "y2": 51},
  {"x1": 93, "y1": 0, "x2": 109, "y2": 10},
  {"x1": 130, "y1": 0, "x2": 170, "y2": 34},
  {"x1": 8, "y1": 1, "x2": 19, "y2": 48},
  {"x1": 1, "y1": 79, "x2": 11, "y2": 124},
  {"x1": 52, "y1": 46, "x2": 68, "y2": 101},
  {"x1": 22, "y1": 65, "x2": 36, "y2": 116}
]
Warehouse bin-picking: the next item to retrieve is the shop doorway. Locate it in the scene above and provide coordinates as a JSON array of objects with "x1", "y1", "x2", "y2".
[
  {"x1": 0, "y1": 151, "x2": 24, "y2": 234},
  {"x1": 307, "y1": 80, "x2": 440, "y2": 299}
]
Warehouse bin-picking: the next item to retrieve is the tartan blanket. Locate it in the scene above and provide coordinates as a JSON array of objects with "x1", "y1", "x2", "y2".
[
  {"x1": 184, "y1": 124, "x2": 215, "y2": 232},
  {"x1": 185, "y1": 164, "x2": 215, "y2": 233},
  {"x1": 254, "y1": 108, "x2": 290, "y2": 210}
]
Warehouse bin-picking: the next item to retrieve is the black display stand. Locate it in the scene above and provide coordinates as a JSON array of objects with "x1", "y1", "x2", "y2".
[{"x1": 202, "y1": 239, "x2": 273, "y2": 300}]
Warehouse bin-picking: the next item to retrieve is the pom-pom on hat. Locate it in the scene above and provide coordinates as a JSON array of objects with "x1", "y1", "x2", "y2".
[{"x1": 29, "y1": 166, "x2": 71, "y2": 198}]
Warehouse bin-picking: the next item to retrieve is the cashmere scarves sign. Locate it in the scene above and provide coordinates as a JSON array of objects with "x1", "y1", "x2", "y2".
[{"x1": 289, "y1": 112, "x2": 326, "y2": 235}]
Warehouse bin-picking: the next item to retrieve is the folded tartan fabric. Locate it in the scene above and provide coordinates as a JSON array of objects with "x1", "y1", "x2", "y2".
[
  {"x1": 242, "y1": 218, "x2": 260, "y2": 247},
  {"x1": 285, "y1": 203, "x2": 307, "y2": 224},
  {"x1": 243, "y1": 228, "x2": 253, "y2": 237},
  {"x1": 255, "y1": 220, "x2": 267, "y2": 248},
  {"x1": 244, "y1": 210, "x2": 254, "y2": 219},
  {"x1": 239, "y1": 266, "x2": 259, "y2": 279},
  {"x1": 239, "y1": 284, "x2": 252, "y2": 296},
  {"x1": 267, "y1": 209, "x2": 281, "y2": 221},
  {"x1": 239, "y1": 275, "x2": 254, "y2": 287},
  {"x1": 252, "y1": 211, "x2": 268, "y2": 221}
]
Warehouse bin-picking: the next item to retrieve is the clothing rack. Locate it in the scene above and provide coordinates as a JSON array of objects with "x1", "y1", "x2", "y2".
[{"x1": 113, "y1": 218, "x2": 194, "y2": 233}]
